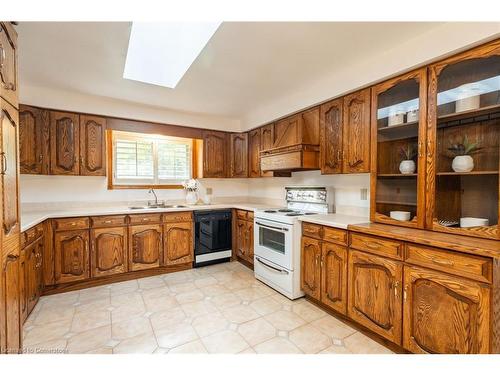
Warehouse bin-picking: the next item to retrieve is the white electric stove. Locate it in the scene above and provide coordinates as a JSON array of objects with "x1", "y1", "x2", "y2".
[{"x1": 253, "y1": 186, "x2": 333, "y2": 299}]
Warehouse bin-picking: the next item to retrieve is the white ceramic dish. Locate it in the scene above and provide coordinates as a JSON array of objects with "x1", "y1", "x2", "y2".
[
  {"x1": 460, "y1": 217, "x2": 489, "y2": 228},
  {"x1": 390, "y1": 211, "x2": 411, "y2": 221}
]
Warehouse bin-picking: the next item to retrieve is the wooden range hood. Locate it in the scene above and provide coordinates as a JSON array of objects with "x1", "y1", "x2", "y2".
[{"x1": 260, "y1": 106, "x2": 320, "y2": 172}]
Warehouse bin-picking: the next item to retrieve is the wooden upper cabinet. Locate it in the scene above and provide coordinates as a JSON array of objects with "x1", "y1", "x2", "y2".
[
  {"x1": 230, "y1": 132, "x2": 248, "y2": 178},
  {"x1": 80, "y1": 115, "x2": 106, "y2": 176},
  {"x1": 90, "y1": 226, "x2": 128, "y2": 278},
  {"x1": 129, "y1": 224, "x2": 162, "y2": 271},
  {"x1": 0, "y1": 22, "x2": 18, "y2": 109},
  {"x1": 426, "y1": 39, "x2": 500, "y2": 240},
  {"x1": 320, "y1": 98, "x2": 343, "y2": 174},
  {"x1": 54, "y1": 229, "x2": 90, "y2": 284},
  {"x1": 342, "y1": 88, "x2": 371, "y2": 173},
  {"x1": 19, "y1": 105, "x2": 50, "y2": 174},
  {"x1": 202, "y1": 130, "x2": 228, "y2": 178},
  {"x1": 248, "y1": 128, "x2": 261, "y2": 178},
  {"x1": 403, "y1": 265, "x2": 490, "y2": 353},
  {"x1": 1, "y1": 99, "x2": 20, "y2": 242},
  {"x1": 371, "y1": 69, "x2": 427, "y2": 229},
  {"x1": 273, "y1": 107, "x2": 320, "y2": 149},
  {"x1": 321, "y1": 242, "x2": 348, "y2": 315},
  {"x1": 163, "y1": 221, "x2": 193, "y2": 266},
  {"x1": 301, "y1": 237, "x2": 321, "y2": 299},
  {"x1": 50, "y1": 111, "x2": 80, "y2": 175},
  {"x1": 348, "y1": 249, "x2": 403, "y2": 344}
]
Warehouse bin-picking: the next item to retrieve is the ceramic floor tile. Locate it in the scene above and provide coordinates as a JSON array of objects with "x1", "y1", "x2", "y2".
[
  {"x1": 199, "y1": 284, "x2": 230, "y2": 297},
  {"x1": 86, "y1": 347, "x2": 113, "y2": 354},
  {"x1": 234, "y1": 287, "x2": 267, "y2": 302},
  {"x1": 222, "y1": 305, "x2": 261, "y2": 324},
  {"x1": 113, "y1": 333, "x2": 158, "y2": 354},
  {"x1": 112, "y1": 316, "x2": 153, "y2": 340},
  {"x1": 23, "y1": 339, "x2": 68, "y2": 354},
  {"x1": 168, "y1": 339, "x2": 208, "y2": 354},
  {"x1": 78, "y1": 286, "x2": 110, "y2": 303},
  {"x1": 210, "y1": 292, "x2": 242, "y2": 310},
  {"x1": 150, "y1": 307, "x2": 187, "y2": 331},
  {"x1": 344, "y1": 332, "x2": 393, "y2": 354},
  {"x1": 23, "y1": 319, "x2": 73, "y2": 347},
  {"x1": 192, "y1": 313, "x2": 230, "y2": 338},
  {"x1": 138, "y1": 276, "x2": 166, "y2": 290},
  {"x1": 155, "y1": 322, "x2": 199, "y2": 349},
  {"x1": 264, "y1": 310, "x2": 306, "y2": 331},
  {"x1": 71, "y1": 308, "x2": 111, "y2": 333},
  {"x1": 249, "y1": 296, "x2": 283, "y2": 315},
  {"x1": 237, "y1": 317, "x2": 276, "y2": 346},
  {"x1": 291, "y1": 301, "x2": 327, "y2": 322},
  {"x1": 253, "y1": 337, "x2": 302, "y2": 354},
  {"x1": 310, "y1": 315, "x2": 356, "y2": 339},
  {"x1": 75, "y1": 296, "x2": 112, "y2": 313},
  {"x1": 168, "y1": 282, "x2": 196, "y2": 294},
  {"x1": 111, "y1": 302, "x2": 147, "y2": 323},
  {"x1": 201, "y1": 330, "x2": 249, "y2": 354},
  {"x1": 180, "y1": 300, "x2": 218, "y2": 318},
  {"x1": 175, "y1": 290, "x2": 206, "y2": 304},
  {"x1": 109, "y1": 280, "x2": 139, "y2": 296},
  {"x1": 288, "y1": 324, "x2": 332, "y2": 354},
  {"x1": 193, "y1": 276, "x2": 219, "y2": 288},
  {"x1": 319, "y1": 345, "x2": 352, "y2": 354},
  {"x1": 66, "y1": 325, "x2": 112, "y2": 353}
]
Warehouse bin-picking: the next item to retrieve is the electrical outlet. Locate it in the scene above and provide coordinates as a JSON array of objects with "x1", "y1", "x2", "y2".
[
  {"x1": 360, "y1": 188, "x2": 368, "y2": 200},
  {"x1": 206, "y1": 187, "x2": 213, "y2": 195}
]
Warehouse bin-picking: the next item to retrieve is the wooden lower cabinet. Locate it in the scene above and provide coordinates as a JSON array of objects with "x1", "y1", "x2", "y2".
[
  {"x1": 54, "y1": 229, "x2": 90, "y2": 284},
  {"x1": 163, "y1": 221, "x2": 193, "y2": 266},
  {"x1": 236, "y1": 218, "x2": 248, "y2": 259},
  {"x1": 347, "y1": 250, "x2": 403, "y2": 344},
  {"x1": 90, "y1": 227, "x2": 128, "y2": 277},
  {"x1": 1, "y1": 252, "x2": 21, "y2": 353},
  {"x1": 321, "y1": 242, "x2": 348, "y2": 314},
  {"x1": 25, "y1": 237, "x2": 43, "y2": 316},
  {"x1": 129, "y1": 224, "x2": 162, "y2": 271},
  {"x1": 301, "y1": 237, "x2": 321, "y2": 300},
  {"x1": 402, "y1": 265, "x2": 491, "y2": 354},
  {"x1": 234, "y1": 211, "x2": 254, "y2": 265}
]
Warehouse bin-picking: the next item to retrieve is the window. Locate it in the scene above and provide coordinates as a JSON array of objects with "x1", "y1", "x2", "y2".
[{"x1": 111, "y1": 130, "x2": 193, "y2": 188}]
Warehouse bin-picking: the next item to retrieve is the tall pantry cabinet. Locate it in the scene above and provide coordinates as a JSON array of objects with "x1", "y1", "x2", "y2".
[{"x1": 0, "y1": 22, "x2": 21, "y2": 354}]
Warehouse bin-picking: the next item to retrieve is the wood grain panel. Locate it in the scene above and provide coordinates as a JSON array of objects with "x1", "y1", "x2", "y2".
[
  {"x1": 321, "y1": 242, "x2": 347, "y2": 314},
  {"x1": 248, "y1": 128, "x2": 261, "y2": 178},
  {"x1": 91, "y1": 226, "x2": 128, "y2": 277},
  {"x1": 349, "y1": 232, "x2": 403, "y2": 260},
  {"x1": 50, "y1": 111, "x2": 80, "y2": 175},
  {"x1": 230, "y1": 132, "x2": 248, "y2": 178},
  {"x1": 0, "y1": 22, "x2": 18, "y2": 109},
  {"x1": 301, "y1": 236, "x2": 321, "y2": 299},
  {"x1": 19, "y1": 105, "x2": 50, "y2": 174},
  {"x1": 52, "y1": 217, "x2": 89, "y2": 231},
  {"x1": 320, "y1": 98, "x2": 343, "y2": 174},
  {"x1": 80, "y1": 115, "x2": 106, "y2": 176},
  {"x1": 128, "y1": 224, "x2": 162, "y2": 271},
  {"x1": 162, "y1": 211, "x2": 192, "y2": 223},
  {"x1": 202, "y1": 130, "x2": 228, "y2": 178},
  {"x1": 163, "y1": 221, "x2": 193, "y2": 266},
  {"x1": 54, "y1": 230, "x2": 90, "y2": 284}
]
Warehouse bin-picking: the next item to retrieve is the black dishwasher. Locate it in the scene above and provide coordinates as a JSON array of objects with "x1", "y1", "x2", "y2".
[{"x1": 194, "y1": 210, "x2": 232, "y2": 267}]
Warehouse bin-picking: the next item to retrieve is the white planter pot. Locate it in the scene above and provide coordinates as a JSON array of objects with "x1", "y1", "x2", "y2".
[
  {"x1": 399, "y1": 160, "x2": 416, "y2": 174},
  {"x1": 452, "y1": 155, "x2": 474, "y2": 172},
  {"x1": 185, "y1": 191, "x2": 198, "y2": 205}
]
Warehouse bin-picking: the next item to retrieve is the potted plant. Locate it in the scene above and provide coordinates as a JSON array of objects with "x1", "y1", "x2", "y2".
[
  {"x1": 448, "y1": 135, "x2": 482, "y2": 172},
  {"x1": 182, "y1": 179, "x2": 199, "y2": 205},
  {"x1": 399, "y1": 143, "x2": 417, "y2": 174}
]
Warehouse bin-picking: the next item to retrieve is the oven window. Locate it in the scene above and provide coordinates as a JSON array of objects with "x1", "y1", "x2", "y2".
[{"x1": 259, "y1": 227, "x2": 285, "y2": 254}]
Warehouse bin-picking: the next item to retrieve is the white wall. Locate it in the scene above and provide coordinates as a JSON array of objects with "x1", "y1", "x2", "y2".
[
  {"x1": 241, "y1": 23, "x2": 500, "y2": 129},
  {"x1": 20, "y1": 84, "x2": 242, "y2": 132}
]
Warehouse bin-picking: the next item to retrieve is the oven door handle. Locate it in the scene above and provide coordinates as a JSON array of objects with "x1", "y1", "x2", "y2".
[
  {"x1": 255, "y1": 221, "x2": 289, "y2": 232},
  {"x1": 256, "y1": 257, "x2": 289, "y2": 274}
]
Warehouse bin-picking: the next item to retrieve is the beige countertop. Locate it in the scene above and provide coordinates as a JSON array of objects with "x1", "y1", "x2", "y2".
[
  {"x1": 21, "y1": 202, "x2": 274, "y2": 232},
  {"x1": 298, "y1": 213, "x2": 369, "y2": 229}
]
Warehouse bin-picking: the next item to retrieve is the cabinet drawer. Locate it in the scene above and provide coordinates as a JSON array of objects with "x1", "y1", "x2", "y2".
[
  {"x1": 23, "y1": 224, "x2": 44, "y2": 247},
  {"x1": 405, "y1": 244, "x2": 492, "y2": 283},
  {"x1": 129, "y1": 213, "x2": 162, "y2": 225},
  {"x1": 90, "y1": 215, "x2": 127, "y2": 228},
  {"x1": 349, "y1": 233, "x2": 403, "y2": 260},
  {"x1": 163, "y1": 211, "x2": 192, "y2": 223},
  {"x1": 247, "y1": 211, "x2": 254, "y2": 221},
  {"x1": 53, "y1": 217, "x2": 90, "y2": 231},
  {"x1": 323, "y1": 227, "x2": 347, "y2": 245},
  {"x1": 236, "y1": 210, "x2": 248, "y2": 220},
  {"x1": 302, "y1": 223, "x2": 322, "y2": 239}
]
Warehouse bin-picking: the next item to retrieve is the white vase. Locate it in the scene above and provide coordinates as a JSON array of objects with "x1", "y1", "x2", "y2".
[
  {"x1": 452, "y1": 155, "x2": 474, "y2": 172},
  {"x1": 399, "y1": 160, "x2": 416, "y2": 174},
  {"x1": 185, "y1": 191, "x2": 198, "y2": 205}
]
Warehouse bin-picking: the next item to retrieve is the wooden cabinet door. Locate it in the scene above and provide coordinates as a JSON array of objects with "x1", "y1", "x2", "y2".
[
  {"x1": 1, "y1": 100, "x2": 19, "y2": 241},
  {"x1": 129, "y1": 224, "x2": 162, "y2": 271},
  {"x1": 321, "y1": 242, "x2": 348, "y2": 314},
  {"x1": 202, "y1": 130, "x2": 227, "y2": 178},
  {"x1": 342, "y1": 88, "x2": 371, "y2": 173},
  {"x1": 235, "y1": 219, "x2": 247, "y2": 259},
  {"x1": 246, "y1": 220, "x2": 254, "y2": 264},
  {"x1": 19, "y1": 249, "x2": 27, "y2": 323},
  {"x1": 0, "y1": 22, "x2": 18, "y2": 109},
  {"x1": 301, "y1": 237, "x2": 321, "y2": 299},
  {"x1": 54, "y1": 229, "x2": 90, "y2": 284},
  {"x1": 163, "y1": 221, "x2": 193, "y2": 266},
  {"x1": 320, "y1": 98, "x2": 343, "y2": 174},
  {"x1": 274, "y1": 115, "x2": 301, "y2": 148},
  {"x1": 50, "y1": 111, "x2": 80, "y2": 175},
  {"x1": 90, "y1": 226, "x2": 128, "y2": 278},
  {"x1": 2, "y1": 253, "x2": 20, "y2": 353},
  {"x1": 230, "y1": 132, "x2": 248, "y2": 178},
  {"x1": 260, "y1": 124, "x2": 274, "y2": 176},
  {"x1": 403, "y1": 265, "x2": 490, "y2": 354},
  {"x1": 19, "y1": 105, "x2": 50, "y2": 174},
  {"x1": 248, "y1": 128, "x2": 261, "y2": 178},
  {"x1": 80, "y1": 115, "x2": 106, "y2": 176},
  {"x1": 25, "y1": 238, "x2": 43, "y2": 315},
  {"x1": 348, "y1": 249, "x2": 403, "y2": 344}
]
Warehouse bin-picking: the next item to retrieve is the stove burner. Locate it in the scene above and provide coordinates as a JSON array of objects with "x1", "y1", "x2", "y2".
[
  {"x1": 264, "y1": 210, "x2": 277, "y2": 213},
  {"x1": 304, "y1": 212, "x2": 317, "y2": 215},
  {"x1": 286, "y1": 213, "x2": 304, "y2": 216},
  {"x1": 278, "y1": 209, "x2": 294, "y2": 213}
]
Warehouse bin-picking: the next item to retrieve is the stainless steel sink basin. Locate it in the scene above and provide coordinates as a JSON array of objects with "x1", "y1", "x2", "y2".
[{"x1": 128, "y1": 204, "x2": 188, "y2": 210}]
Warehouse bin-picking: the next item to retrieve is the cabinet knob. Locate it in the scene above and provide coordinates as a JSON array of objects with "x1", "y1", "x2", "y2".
[{"x1": 0, "y1": 45, "x2": 5, "y2": 69}]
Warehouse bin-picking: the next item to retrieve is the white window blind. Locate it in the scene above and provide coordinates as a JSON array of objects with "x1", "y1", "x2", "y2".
[{"x1": 112, "y1": 131, "x2": 192, "y2": 186}]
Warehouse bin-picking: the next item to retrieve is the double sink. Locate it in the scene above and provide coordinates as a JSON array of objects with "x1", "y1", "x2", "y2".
[{"x1": 128, "y1": 203, "x2": 188, "y2": 210}]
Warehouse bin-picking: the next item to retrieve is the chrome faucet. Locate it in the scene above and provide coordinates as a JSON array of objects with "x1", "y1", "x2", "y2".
[{"x1": 148, "y1": 188, "x2": 158, "y2": 206}]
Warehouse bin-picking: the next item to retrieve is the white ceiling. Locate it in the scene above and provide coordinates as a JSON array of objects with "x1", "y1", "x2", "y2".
[{"x1": 19, "y1": 22, "x2": 445, "y2": 122}]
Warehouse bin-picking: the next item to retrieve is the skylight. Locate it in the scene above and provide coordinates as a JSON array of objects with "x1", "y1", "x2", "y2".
[{"x1": 123, "y1": 22, "x2": 221, "y2": 89}]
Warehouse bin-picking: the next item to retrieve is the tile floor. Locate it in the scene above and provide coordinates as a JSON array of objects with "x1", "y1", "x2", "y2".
[{"x1": 22, "y1": 261, "x2": 393, "y2": 354}]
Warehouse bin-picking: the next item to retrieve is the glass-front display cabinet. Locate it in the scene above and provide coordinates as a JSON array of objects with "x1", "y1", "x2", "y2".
[
  {"x1": 370, "y1": 68, "x2": 427, "y2": 228},
  {"x1": 426, "y1": 40, "x2": 500, "y2": 239}
]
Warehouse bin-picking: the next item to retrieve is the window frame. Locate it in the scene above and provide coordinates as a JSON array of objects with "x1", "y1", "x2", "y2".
[{"x1": 107, "y1": 130, "x2": 198, "y2": 190}]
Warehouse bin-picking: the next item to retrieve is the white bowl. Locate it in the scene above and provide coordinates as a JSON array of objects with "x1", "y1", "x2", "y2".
[
  {"x1": 460, "y1": 217, "x2": 489, "y2": 228},
  {"x1": 390, "y1": 211, "x2": 411, "y2": 221}
]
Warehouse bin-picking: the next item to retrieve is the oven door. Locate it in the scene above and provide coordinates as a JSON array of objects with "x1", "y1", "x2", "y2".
[{"x1": 254, "y1": 218, "x2": 293, "y2": 270}]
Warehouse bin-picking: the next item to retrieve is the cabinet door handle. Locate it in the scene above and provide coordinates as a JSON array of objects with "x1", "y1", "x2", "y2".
[
  {"x1": 39, "y1": 153, "x2": 43, "y2": 163},
  {"x1": 1, "y1": 152, "x2": 7, "y2": 175},
  {"x1": 366, "y1": 242, "x2": 380, "y2": 250},
  {"x1": 104, "y1": 220, "x2": 112, "y2": 224},
  {"x1": 394, "y1": 281, "x2": 400, "y2": 298},
  {"x1": 0, "y1": 44, "x2": 5, "y2": 69},
  {"x1": 403, "y1": 284, "x2": 408, "y2": 301},
  {"x1": 418, "y1": 141, "x2": 423, "y2": 158},
  {"x1": 431, "y1": 257, "x2": 454, "y2": 266}
]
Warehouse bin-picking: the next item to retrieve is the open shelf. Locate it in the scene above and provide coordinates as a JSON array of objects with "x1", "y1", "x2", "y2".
[
  {"x1": 437, "y1": 103, "x2": 500, "y2": 123},
  {"x1": 378, "y1": 173, "x2": 417, "y2": 177},
  {"x1": 377, "y1": 120, "x2": 418, "y2": 132},
  {"x1": 436, "y1": 171, "x2": 499, "y2": 176},
  {"x1": 376, "y1": 200, "x2": 417, "y2": 207}
]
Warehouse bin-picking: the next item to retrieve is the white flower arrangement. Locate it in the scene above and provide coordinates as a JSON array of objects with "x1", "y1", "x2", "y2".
[{"x1": 182, "y1": 179, "x2": 199, "y2": 192}]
